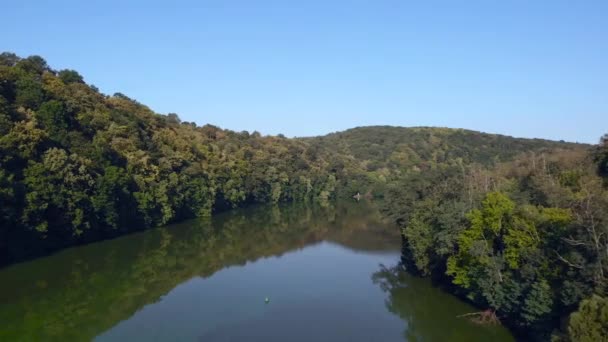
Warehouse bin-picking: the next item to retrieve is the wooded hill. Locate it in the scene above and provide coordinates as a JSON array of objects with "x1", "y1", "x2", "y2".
[
  {"x1": 1, "y1": 52, "x2": 606, "y2": 340},
  {"x1": 0, "y1": 52, "x2": 583, "y2": 265},
  {"x1": 311, "y1": 125, "x2": 579, "y2": 170},
  {"x1": 305, "y1": 126, "x2": 585, "y2": 197}
]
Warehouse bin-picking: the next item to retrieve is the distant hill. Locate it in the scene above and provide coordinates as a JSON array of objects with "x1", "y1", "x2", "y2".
[{"x1": 307, "y1": 126, "x2": 587, "y2": 173}]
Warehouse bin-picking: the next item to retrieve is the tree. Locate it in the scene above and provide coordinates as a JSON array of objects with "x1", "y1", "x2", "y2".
[
  {"x1": 0, "y1": 97, "x2": 12, "y2": 134},
  {"x1": 521, "y1": 279, "x2": 553, "y2": 325},
  {"x1": 22, "y1": 148, "x2": 96, "y2": 239},
  {"x1": 0, "y1": 169, "x2": 16, "y2": 261},
  {"x1": 563, "y1": 295, "x2": 608, "y2": 342},
  {"x1": 15, "y1": 76, "x2": 45, "y2": 109},
  {"x1": 0, "y1": 52, "x2": 19, "y2": 66},
  {"x1": 166, "y1": 113, "x2": 181, "y2": 124},
  {"x1": 595, "y1": 134, "x2": 608, "y2": 180},
  {"x1": 402, "y1": 211, "x2": 433, "y2": 274},
  {"x1": 35, "y1": 100, "x2": 70, "y2": 144},
  {"x1": 16, "y1": 55, "x2": 49, "y2": 75},
  {"x1": 91, "y1": 166, "x2": 133, "y2": 230},
  {"x1": 58, "y1": 69, "x2": 84, "y2": 84},
  {"x1": 0, "y1": 120, "x2": 47, "y2": 161},
  {"x1": 447, "y1": 192, "x2": 515, "y2": 288},
  {"x1": 446, "y1": 192, "x2": 541, "y2": 311}
]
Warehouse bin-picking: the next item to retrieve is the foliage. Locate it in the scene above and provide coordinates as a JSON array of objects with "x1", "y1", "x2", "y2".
[
  {"x1": 0, "y1": 51, "x2": 605, "y2": 341},
  {"x1": 559, "y1": 295, "x2": 608, "y2": 342},
  {"x1": 57, "y1": 69, "x2": 83, "y2": 84},
  {"x1": 0, "y1": 52, "x2": 358, "y2": 265},
  {"x1": 596, "y1": 134, "x2": 608, "y2": 180},
  {"x1": 381, "y1": 144, "x2": 607, "y2": 340}
]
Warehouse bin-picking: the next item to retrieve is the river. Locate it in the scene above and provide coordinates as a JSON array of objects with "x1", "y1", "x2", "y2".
[{"x1": 0, "y1": 201, "x2": 513, "y2": 341}]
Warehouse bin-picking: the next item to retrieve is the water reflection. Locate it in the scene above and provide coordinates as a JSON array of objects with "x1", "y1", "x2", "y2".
[
  {"x1": 0, "y1": 202, "x2": 513, "y2": 342},
  {"x1": 372, "y1": 265, "x2": 514, "y2": 341},
  {"x1": 0, "y1": 202, "x2": 398, "y2": 341}
]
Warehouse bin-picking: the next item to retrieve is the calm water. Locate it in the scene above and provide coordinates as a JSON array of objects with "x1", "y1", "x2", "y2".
[{"x1": 0, "y1": 202, "x2": 513, "y2": 342}]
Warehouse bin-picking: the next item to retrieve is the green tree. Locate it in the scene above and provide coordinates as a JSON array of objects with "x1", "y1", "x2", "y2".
[
  {"x1": 401, "y1": 210, "x2": 433, "y2": 275},
  {"x1": 91, "y1": 166, "x2": 133, "y2": 230},
  {"x1": 0, "y1": 169, "x2": 16, "y2": 261},
  {"x1": 35, "y1": 100, "x2": 70, "y2": 144},
  {"x1": 563, "y1": 295, "x2": 608, "y2": 342},
  {"x1": 58, "y1": 69, "x2": 84, "y2": 84},
  {"x1": 15, "y1": 76, "x2": 44, "y2": 109},
  {"x1": 16, "y1": 55, "x2": 48, "y2": 75},
  {"x1": 447, "y1": 192, "x2": 541, "y2": 310},
  {"x1": 447, "y1": 192, "x2": 515, "y2": 288},
  {"x1": 521, "y1": 279, "x2": 553, "y2": 325},
  {"x1": 0, "y1": 97, "x2": 12, "y2": 135},
  {"x1": 0, "y1": 52, "x2": 19, "y2": 66},
  {"x1": 596, "y1": 134, "x2": 608, "y2": 180},
  {"x1": 23, "y1": 148, "x2": 96, "y2": 238}
]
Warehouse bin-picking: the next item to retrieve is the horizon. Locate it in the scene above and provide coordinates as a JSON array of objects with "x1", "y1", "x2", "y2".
[{"x1": 2, "y1": 1, "x2": 607, "y2": 144}]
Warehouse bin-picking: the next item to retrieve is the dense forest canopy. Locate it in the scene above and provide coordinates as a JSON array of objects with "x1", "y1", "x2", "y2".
[
  {"x1": 310, "y1": 125, "x2": 576, "y2": 170},
  {"x1": 0, "y1": 52, "x2": 582, "y2": 265},
  {"x1": 0, "y1": 52, "x2": 361, "y2": 264},
  {"x1": 379, "y1": 137, "x2": 608, "y2": 340},
  {"x1": 0, "y1": 52, "x2": 606, "y2": 340}
]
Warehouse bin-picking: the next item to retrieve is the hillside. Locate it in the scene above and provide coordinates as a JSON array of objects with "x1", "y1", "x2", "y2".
[
  {"x1": 0, "y1": 53, "x2": 356, "y2": 264},
  {"x1": 305, "y1": 126, "x2": 587, "y2": 198},
  {"x1": 307, "y1": 125, "x2": 584, "y2": 172},
  {"x1": 0, "y1": 52, "x2": 591, "y2": 265}
]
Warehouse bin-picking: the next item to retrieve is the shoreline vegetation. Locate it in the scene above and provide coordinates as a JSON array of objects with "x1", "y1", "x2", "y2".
[
  {"x1": 1, "y1": 52, "x2": 607, "y2": 340},
  {"x1": 378, "y1": 139, "x2": 608, "y2": 341}
]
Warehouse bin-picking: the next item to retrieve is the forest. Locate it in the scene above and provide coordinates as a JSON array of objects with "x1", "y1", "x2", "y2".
[
  {"x1": 1, "y1": 52, "x2": 607, "y2": 340},
  {"x1": 379, "y1": 135, "x2": 608, "y2": 340},
  {"x1": 0, "y1": 52, "x2": 358, "y2": 264}
]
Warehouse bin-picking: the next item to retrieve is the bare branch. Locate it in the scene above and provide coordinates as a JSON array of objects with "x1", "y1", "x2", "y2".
[
  {"x1": 553, "y1": 250, "x2": 584, "y2": 269},
  {"x1": 562, "y1": 237, "x2": 588, "y2": 247}
]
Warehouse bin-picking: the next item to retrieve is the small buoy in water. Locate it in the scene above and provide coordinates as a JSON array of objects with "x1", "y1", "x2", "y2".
[{"x1": 265, "y1": 297, "x2": 270, "y2": 304}]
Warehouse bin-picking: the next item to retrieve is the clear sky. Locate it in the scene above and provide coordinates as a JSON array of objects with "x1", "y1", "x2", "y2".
[{"x1": 2, "y1": 1, "x2": 607, "y2": 143}]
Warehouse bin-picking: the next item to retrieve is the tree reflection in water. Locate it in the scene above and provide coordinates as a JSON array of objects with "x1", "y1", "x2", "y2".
[
  {"x1": 372, "y1": 264, "x2": 514, "y2": 342},
  {"x1": 0, "y1": 201, "x2": 397, "y2": 341}
]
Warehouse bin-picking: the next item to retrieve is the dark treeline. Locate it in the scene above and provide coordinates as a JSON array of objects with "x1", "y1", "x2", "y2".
[{"x1": 1, "y1": 52, "x2": 606, "y2": 340}]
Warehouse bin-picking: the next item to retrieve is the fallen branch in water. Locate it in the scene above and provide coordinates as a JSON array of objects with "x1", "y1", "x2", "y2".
[
  {"x1": 457, "y1": 312, "x2": 483, "y2": 318},
  {"x1": 457, "y1": 309, "x2": 500, "y2": 324}
]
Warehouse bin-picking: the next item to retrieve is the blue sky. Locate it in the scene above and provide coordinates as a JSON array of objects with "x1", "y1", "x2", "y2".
[{"x1": 2, "y1": 0, "x2": 607, "y2": 143}]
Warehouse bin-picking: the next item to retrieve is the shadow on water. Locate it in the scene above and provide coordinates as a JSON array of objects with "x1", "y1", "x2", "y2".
[{"x1": 0, "y1": 201, "x2": 399, "y2": 341}]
